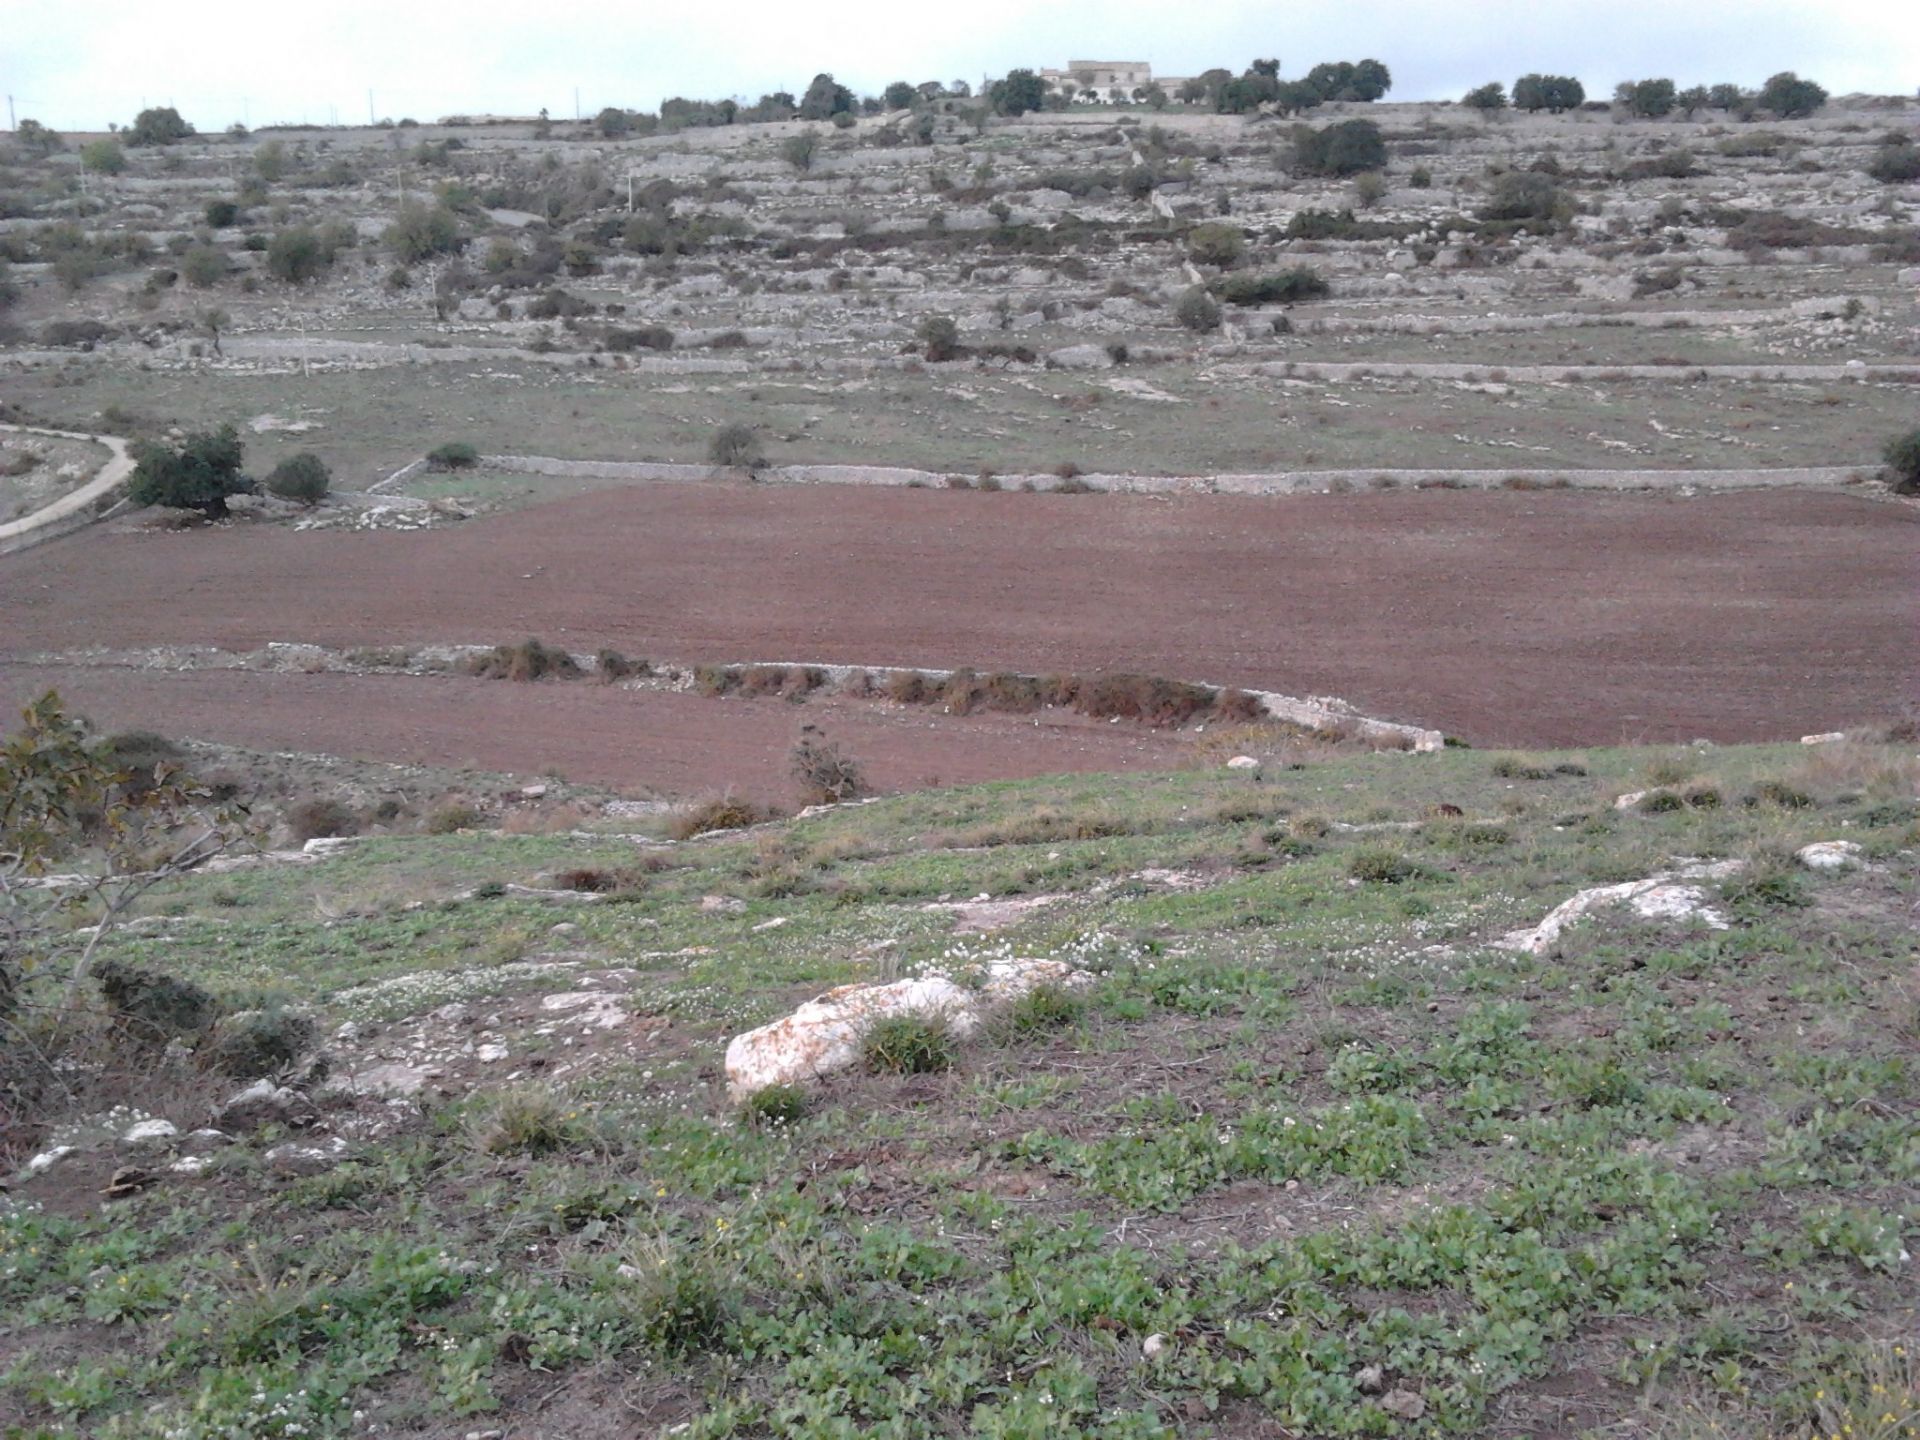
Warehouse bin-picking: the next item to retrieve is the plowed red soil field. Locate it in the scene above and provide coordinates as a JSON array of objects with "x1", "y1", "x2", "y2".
[{"x1": 2, "y1": 483, "x2": 1912, "y2": 794}]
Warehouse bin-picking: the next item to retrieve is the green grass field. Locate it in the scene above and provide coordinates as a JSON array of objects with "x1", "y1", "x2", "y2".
[{"x1": 3, "y1": 739, "x2": 1916, "y2": 1438}]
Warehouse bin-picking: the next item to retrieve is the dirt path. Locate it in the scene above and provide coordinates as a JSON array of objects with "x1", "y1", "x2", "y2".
[
  {"x1": 0, "y1": 424, "x2": 133, "y2": 549},
  {"x1": 1, "y1": 484, "x2": 1911, "y2": 755}
]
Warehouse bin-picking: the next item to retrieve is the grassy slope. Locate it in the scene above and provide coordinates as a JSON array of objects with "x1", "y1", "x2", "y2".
[{"x1": 2, "y1": 741, "x2": 1916, "y2": 1439}]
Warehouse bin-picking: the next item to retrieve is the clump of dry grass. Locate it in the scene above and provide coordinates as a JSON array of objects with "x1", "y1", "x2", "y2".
[
  {"x1": 669, "y1": 793, "x2": 780, "y2": 840},
  {"x1": 467, "y1": 638, "x2": 581, "y2": 682}
]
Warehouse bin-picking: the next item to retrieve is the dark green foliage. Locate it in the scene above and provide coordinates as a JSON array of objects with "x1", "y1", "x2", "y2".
[
  {"x1": 709, "y1": 423, "x2": 762, "y2": 469},
  {"x1": 1480, "y1": 171, "x2": 1570, "y2": 225},
  {"x1": 263, "y1": 453, "x2": 330, "y2": 505},
  {"x1": 1759, "y1": 72, "x2": 1827, "y2": 118},
  {"x1": 1291, "y1": 120, "x2": 1387, "y2": 177},
  {"x1": 1867, "y1": 142, "x2": 1920, "y2": 185},
  {"x1": 863, "y1": 1013, "x2": 956, "y2": 1074},
  {"x1": 1513, "y1": 75, "x2": 1585, "y2": 113},
  {"x1": 1464, "y1": 82, "x2": 1508, "y2": 112},
  {"x1": 285, "y1": 796, "x2": 360, "y2": 841},
  {"x1": 266, "y1": 226, "x2": 333, "y2": 283},
  {"x1": 917, "y1": 314, "x2": 961, "y2": 360},
  {"x1": 128, "y1": 425, "x2": 252, "y2": 516},
  {"x1": 426, "y1": 442, "x2": 478, "y2": 470},
  {"x1": 1185, "y1": 222, "x2": 1245, "y2": 267},
  {"x1": 988, "y1": 69, "x2": 1046, "y2": 117},
  {"x1": 1211, "y1": 267, "x2": 1330, "y2": 306},
  {"x1": 181, "y1": 244, "x2": 226, "y2": 288},
  {"x1": 1883, "y1": 429, "x2": 1920, "y2": 494},
  {"x1": 602, "y1": 324, "x2": 674, "y2": 352},
  {"x1": 1347, "y1": 847, "x2": 1423, "y2": 884},
  {"x1": 385, "y1": 202, "x2": 463, "y2": 262},
  {"x1": 1174, "y1": 286, "x2": 1221, "y2": 332},
  {"x1": 626, "y1": 1243, "x2": 736, "y2": 1354},
  {"x1": 203, "y1": 1009, "x2": 318, "y2": 1079},
  {"x1": 129, "y1": 106, "x2": 193, "y2": 146},
  {"x1": 799, "y1": 73, "x2": 855, "y2": 121},
  {"x1": 94, "y1": 958, "x2": 218, "y2": 1046},
  {"x1": 740, "y1": 1082, "x2": 808, "y2": 1127},
  {"x1": 203, "y1": 200, "x2": 239, "y2": 228},
  {"x1": 79, "y1": 139, "x2": 127, "y2": 175},
  {"x1": 1616, "y1": 79, "x2": 1678, "y2": 118},
  {"x1": 1303, "y1": 60, "x2": 1392, "y2": 103}
]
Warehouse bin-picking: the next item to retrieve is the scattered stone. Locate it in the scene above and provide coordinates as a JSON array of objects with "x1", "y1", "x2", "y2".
[
  {"x1": 1495, "y1": 861, "x2": 1741, "y2": 954},
  {"x1": 1354, "y1": 1364, "x2": 1385, "y2": 1395},
  {"x1": 475, "y1": 1042, "x2": 510, "y2": 1063},
  {"x1": 169, "y1": 1155, "x2": 211, "y2": 1176},
  {"x1": 25, "y1": 1145, "x2": 75, "y2": 1176},
  {"x1": 724, "y1": 958, "x2": 1088, "y2": 1099},
  {"x1": 700, "y1": 895, "x2": 746, "y2": 914},
  {"x1": 264, "y1": 1135, "x2": 350, "y2": 1175},
  {"x1": 1226, "y1": 755, "x2": 1261, "y2": 770},
  {"x1": 1799, "y1": 731, "x2": 1847, "y2": 745},
  {"x1": 215, "y1": 1079, "x2": 315, "y2": 1130},
  {"x1": 1142, "y1": 1333, "x2": 1169, "y2": 1359},
  {"x1": 1612, "y1": 789, "x2": 1649, "y2": 810},
  {"x1": 1797, "y1": 840, "x2": 1864, "y2": 872},
  {"x1": 342, "y1": 1062, "x2": 438, "y2": 1097},
  {"x1": 1380, "y1": 1389, "x2": 1426, "y2": 1421},
  {"x1": 121, "y1": 1118, "x2": 179, "y2": 1147}
]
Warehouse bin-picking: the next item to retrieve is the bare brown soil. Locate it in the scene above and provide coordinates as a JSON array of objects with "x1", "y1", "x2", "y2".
[
  {"x1": 1, "y1": 484, "x2": 1913, "y2": 791},
  {"x1": 0, "y1": 665, "x2": 1189, "y2": 801}
]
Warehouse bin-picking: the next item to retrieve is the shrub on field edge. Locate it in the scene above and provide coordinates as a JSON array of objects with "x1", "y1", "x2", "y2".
[{"x1": 263, "y1": 452, "x2": 330, "y2": 505}]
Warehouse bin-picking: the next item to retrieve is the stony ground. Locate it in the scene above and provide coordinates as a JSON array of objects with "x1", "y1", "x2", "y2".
[{"x1": 1, "y1": 738, "x2": 1915, "y2": 1439}]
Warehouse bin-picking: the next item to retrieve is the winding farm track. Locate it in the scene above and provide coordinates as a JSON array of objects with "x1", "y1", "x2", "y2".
[
  {"x1": 1, "y1": 479, "x2": 1914, "y2": 796},
  {"x1": 0, "y1": 425, "x2": 134, "y2": 551}
]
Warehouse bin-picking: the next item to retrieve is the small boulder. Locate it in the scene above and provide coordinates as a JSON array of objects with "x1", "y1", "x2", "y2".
[
  {"x1": 1796, "y1": 840, "x2": 1864, "y2": 872},
  {"x1": 1226, "y1": 755, "x2": 1261, "y2": 771},
  {"x1": 216, "y1": 1079, "x2": 315, "y2": 1131},
  {"x1": 120, "y1": 1118, "x2": 179, "y2": 1148}
]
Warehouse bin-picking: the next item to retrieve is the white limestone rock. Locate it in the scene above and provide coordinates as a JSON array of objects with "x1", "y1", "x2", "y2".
[
  {"x1": 1494, "y1": 861, "x2": 1742, "y2": 955},
  {"x1": 724, "y1": 959, "x2": 1087, "y2": 1099},
  {"x1": 1796, "y1": 840, "x2": 1864, "y2": 872}
]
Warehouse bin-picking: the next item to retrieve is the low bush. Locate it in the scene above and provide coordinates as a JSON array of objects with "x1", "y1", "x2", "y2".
[
  {"x1": 1174, "y1": 286, "x2": 1221, "y2": 333},
  {"x1": 285, "y1": 796, "x2": 360, "y2": 842},
  {"x1": 1883, "y1": 428, "x2": 1920, "y2": 495},
  {"x1": 262, "y1": 452, "x2": 330, "y2": 505},
  {"x1": 425, "y1": 802, "x2": 486, "y2": 833},
  {"x1": 669, "y1": 793, "x2": 777, "y2": 839},
  {"x1": 790, "y1": 725, "x2": 866, "y2": 805},
  {"x1": 1347, "y1": 847, "x2": 1423, "y2": 884},
  {"x1": 1211, "y1": 267, "x2": 1329, "y2": 306},
  {"x1": 466, "y1": 638, "x2": 581, "y2": 682},
  {"x1": 426, "y1": 441, "x2": 478, "y2": 470},
  {"x1": 862, "y1": 1013, "x2": 956, "y2": 1074},
  {"x1": 203, "y1": 1009, "x2": 317, "y2": 1079},
  {"x1": 93, "y1": 958, "x2": 219, "y2": 1048},
  {"x1": 709, "y1": 423, "x2": 763, "y2": 470},
  {"x1": 595, "y1": 648, "x2": 649, "y2": 681},
  {"x1": 603, "y1": 324, "x2": 674, "y2": 352},
  {"x1": 740, "y1": 1083, "x2": 808, "y2": 1128},
  {"x1": 1867, "y1": 142, "x2": 1920, "y2": 185}
]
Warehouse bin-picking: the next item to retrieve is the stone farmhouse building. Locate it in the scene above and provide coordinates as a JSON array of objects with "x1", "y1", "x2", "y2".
[{"x1": 1038, "y1": 61, "x2": 1193, "y2": 104}]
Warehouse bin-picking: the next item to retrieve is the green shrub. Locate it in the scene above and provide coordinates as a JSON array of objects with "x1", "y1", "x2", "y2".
[
  {"x1": 1211, "y1": 267, "x2": 1329, "y2": 306},
  {"x1": 425, "y1": 441, "x2": 478, "y2": 470},
  {"x1": 708, "y1": 423, "x2": 763, "y2": 470},
  {"x1": 80, "y1": 139, "x2": 127, "y2": 174},
  {"x1": 286, "y1": 796, "x2": 359, "y2": 841},
  {"x1": 426, "y1": 802, "x2": 485, "y2": 833},
  {"x1": 1291, "y1": 119, "x2": 1387, "y2": 177},
  {"x1": 1867, "y1": 143, "x2": 1920, "y2": 185},
  {"x1": 863, "y1": 1013, "x2": 957, "y2": 1074},
  {"x1": 1480, "y1": 171, "x2": 1569, "y2": 225},
  {"x1": 129, "y1": 106, "x2": 194, "y2": 146},
  {"x1": 1347, "y1": 847, "x2": 1422, "y2": 884},
  {"x1": 203, "y1": 1009, "x2": 317, "y2": 1079},
  {"x1": 181, "y1": 244, "x2": 227, "y2": 288},
  {"x1": 1185, "y1": 221, "x2": 1246, "y2": 267},
  {"x1": 1003, "y1": 984, "x2": 1083, "y2": 1037},
  {"x1": 263, "y1": 452, "x2": 330, "y2": 505},
  {"x1": 1883, "y1": 429, "x2": 1920, "y2": 495},
  {"x1": 474, "y1": 1084, "x2": 584, "y2": 1155},
  {"x1": 622, "y1": 1238, "x2": 736, "y2": 1354},
  {"x1": 128, "y1": 425, "x2": 252, "y2": 516},
  {"x1": 789, "y1": 726, "x2": 866, "y2": 805},
  {"x1": 917, "y1": 313, "x2": 961, "y2": 361},
  {"x1": 1174, "y1": 286, "x2": 1221, "y2": 333},
  {"x1": 204, "y1": 200, "x2": 240, "y2": 228},
  {"x1": 384, "y1": 201, "x2": 464, "y2": 262},
  {"x1": 740, "y1": 1083, "x2": 809, "y2": 1128},
  {"x1": 94, "y1": 958, "x2": 219, "y2": 1047}
]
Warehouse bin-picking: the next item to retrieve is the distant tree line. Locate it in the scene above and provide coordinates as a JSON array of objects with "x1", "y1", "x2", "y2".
[{"x1": 1459, "y1": 71, "x2": 1826, "y2": 120}]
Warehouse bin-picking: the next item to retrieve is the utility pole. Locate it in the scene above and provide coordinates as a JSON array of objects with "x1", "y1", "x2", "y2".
[
  {"x1": 6, "y1": 96, "x2": 14, "y2": 131},
  {"x1": 368, "y1": 89, "x2": 375, "y2": 125},
  {"x1": 574, "y1": 87, "x2": 580, "y2": 121}
]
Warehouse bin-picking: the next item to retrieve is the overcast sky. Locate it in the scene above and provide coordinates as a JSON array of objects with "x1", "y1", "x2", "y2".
[{"x1": 5, "y1": 0, "x2": 1915, "y2": 132}]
